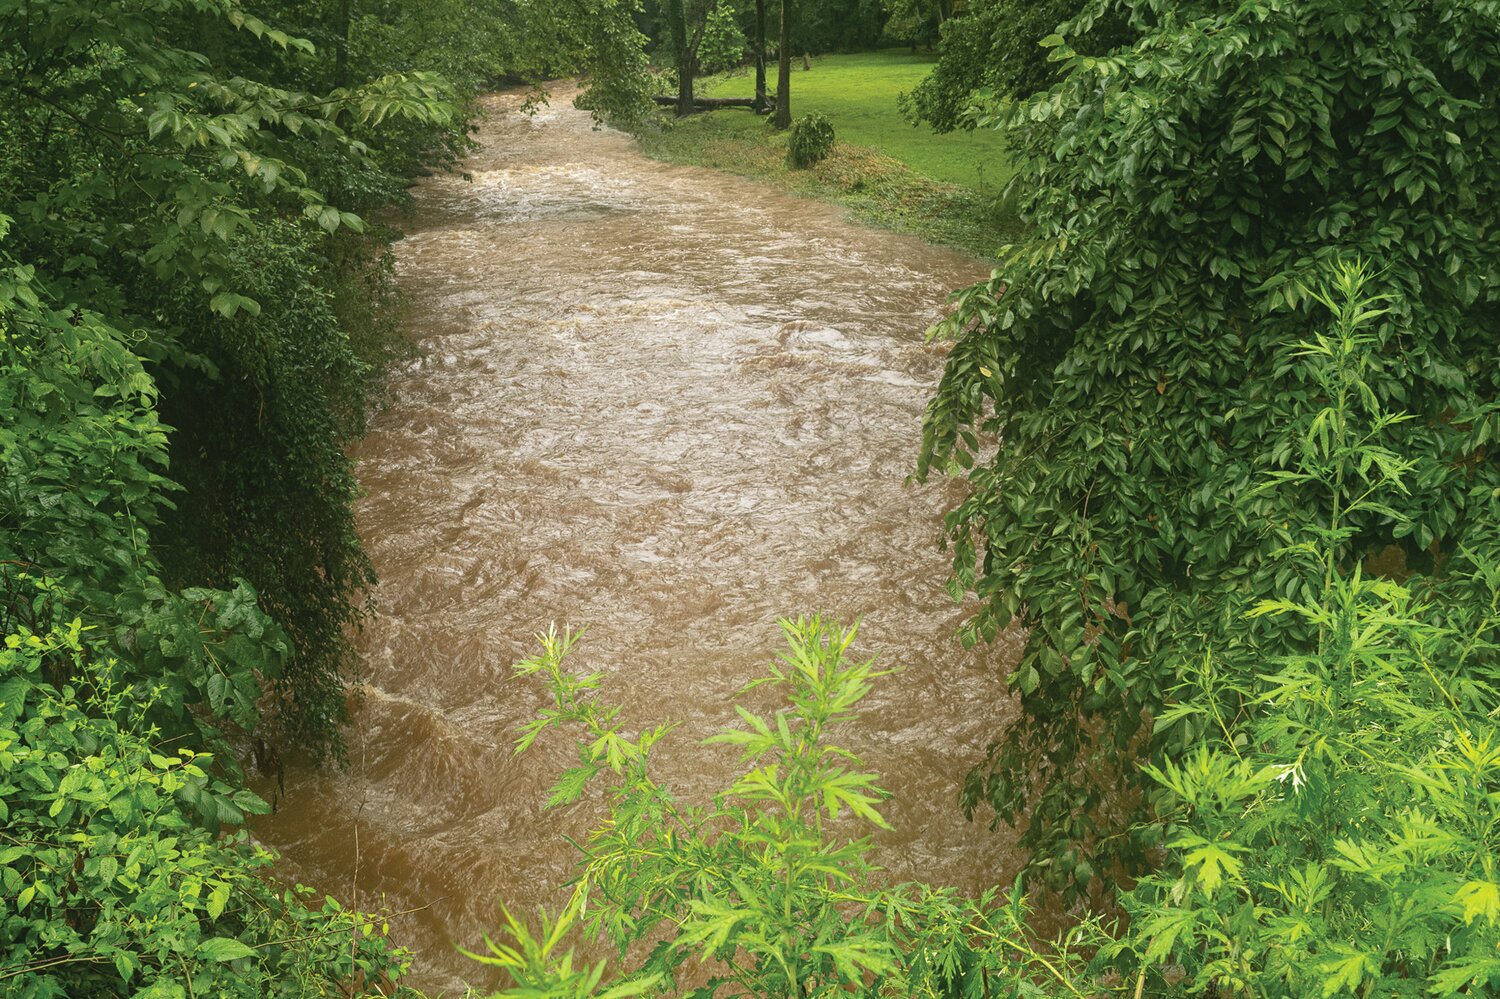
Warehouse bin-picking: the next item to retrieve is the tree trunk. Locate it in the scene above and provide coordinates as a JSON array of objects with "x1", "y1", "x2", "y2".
[
  {"x1": 333, "y1": 0, "x2": 353, "y2": 87},
  {"x1": 651, "y1": 95, "x2": 761, "y2": 110},
  {"x1": 754, "y1": 0, "x2": 767, "y2": 110},
  {"x1": 774, "y1": 0, "x2": 792, "y2": 129},
  {"x1": 667, "y1": 0, "x2": 694, "y2": 117}
]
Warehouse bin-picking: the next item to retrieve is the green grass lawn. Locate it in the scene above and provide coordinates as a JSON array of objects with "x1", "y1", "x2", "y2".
[
  {"x1": 697, "y1": 50, "x2": 1013, "y2": 192},
  {"x1": 633, "y1": 49, "x2": 1022, "y2": 255}
]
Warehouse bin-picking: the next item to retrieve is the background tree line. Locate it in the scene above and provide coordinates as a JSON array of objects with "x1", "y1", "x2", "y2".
[{"x1": 616, "y1": 0, "x2": 1124, "y2": 139}]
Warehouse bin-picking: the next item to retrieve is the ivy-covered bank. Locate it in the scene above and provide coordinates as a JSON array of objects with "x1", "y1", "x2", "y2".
[{"x1": 918, "y1": 0, "x2": 1500, "y2": 899}]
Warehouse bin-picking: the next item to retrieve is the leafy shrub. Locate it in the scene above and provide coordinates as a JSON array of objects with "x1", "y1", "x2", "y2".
[
  {"x1": 698, "y1": 2, "x2": 748, "y2": 75},
  {"x1": 471, "y1": 618, "x2": 1099, "y2": 997},
  {"x1": 0, "y1": 1, "x2": 458, "y2": 758},
  {"x1": 1, "y1": 223, "x2": 289, "y2": 759},
  {"x1": 919, "y1": 0, "x2": 1500, "y2": 893},
  {"x1": 1110, "y1": 561, "x2": 1500, "y2": 996},
  {"x1": 786, "y1": 112, "x2": 836, "y2": 168},
  {"x1": 0, "y1": 621, "x2": 416, "y2": 998},
  {"x1": 1102, "y1": 268, "x2": 1500, "y2": 995}
]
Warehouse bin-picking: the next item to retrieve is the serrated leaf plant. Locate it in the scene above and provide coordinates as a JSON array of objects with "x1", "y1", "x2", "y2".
[
  {"x1": 1101, "y1": 266, "x2": 1500, "y2": 996},
  {"x1": 473, "y1": 617, "x2": 1102, "y2": 998}
]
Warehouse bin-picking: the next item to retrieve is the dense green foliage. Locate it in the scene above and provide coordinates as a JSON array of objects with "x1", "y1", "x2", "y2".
[
  {"x1": 0, "y1": 0, "x2": 459, "y2": 757},
  {"x1": 1099, "y1": 268, "x2": 1500, "y2": 996},
  {"x1": 0, "y1": 0, "x2": 444, "y2": 960},
  {"x1": 786, "y1": 111, "x2": 835, "y2": 166},
  {"x1": 1117, "y1": 565, "x2": 1500, "y2": 995},
  {"x1": 0, "y1": 0, "x2": 636, "y2": 990},
  {"x1": 265, "y1": 0, "x2": 656, "y2": 130},
  {"x1": 794, "y1": 0, "x2": 890, "y2": 52},
  {"x1": 899, "y1": 0, "x2": 1130, "y2": 132},
  {"x1": 0, "y1": 620, "x2": 415, "y2": 997},
  {"x1": 918, "y1": 0, "x2": 1500, "y2": 893},
  {"x1": 1, "y1": 220, "x2": 289, "y2": 757},
  {"x1": 699, "y1": 2, "x2": 750, "y2": 74}
]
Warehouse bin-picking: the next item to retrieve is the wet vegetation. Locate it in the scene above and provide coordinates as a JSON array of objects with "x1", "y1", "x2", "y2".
[{"x1": 2, "y1": 0, "x2": 1499, "y2": 997}]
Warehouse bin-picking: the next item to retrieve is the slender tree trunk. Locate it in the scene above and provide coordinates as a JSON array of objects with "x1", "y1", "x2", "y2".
[
  {"x1": 667, "y1": 0, "x2": 694, "y2": 117},
  {"x1": 774, "y1": 0, "x2": 792, "y2": 128},
  {"x1": 679, "y1": 51, "x2": 696, "y2": 117},
  {"x1": 333, "y1": 0, "x2": 353, "y2": 87},
  {"x1": 754, "y1": 0, "x2": 767, "y2": 110}
]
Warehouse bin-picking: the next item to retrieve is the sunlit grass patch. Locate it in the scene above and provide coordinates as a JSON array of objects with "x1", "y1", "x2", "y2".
[
  {"x1": 633, "y1": 58, "x2": 1021, "y2": 259},
  {"x1": 697, "y1": 50, "x2": 1014, "y2": 193}
]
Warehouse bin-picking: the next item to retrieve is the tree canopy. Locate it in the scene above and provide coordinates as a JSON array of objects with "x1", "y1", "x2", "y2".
[{"x1": 900, "y1": 0, "x2": 1132, "y2": 132}]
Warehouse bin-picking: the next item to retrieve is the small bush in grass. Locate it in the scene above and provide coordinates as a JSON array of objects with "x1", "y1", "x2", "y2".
[{"x1": 786, "y1": 111, "x2": 834, "y2": 168}]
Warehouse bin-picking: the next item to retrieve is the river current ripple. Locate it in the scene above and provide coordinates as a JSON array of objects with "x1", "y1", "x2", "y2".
[{"x1": 253, "y1": 88, "x2": 1021, "y2": 994}]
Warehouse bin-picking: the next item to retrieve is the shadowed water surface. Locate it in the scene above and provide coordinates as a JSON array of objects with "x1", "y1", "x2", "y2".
[{"x1": 253, "y1": 88, "x2": 1021, "y2": 994}]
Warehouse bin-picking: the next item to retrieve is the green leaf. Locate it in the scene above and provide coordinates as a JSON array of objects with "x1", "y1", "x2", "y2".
[
  {"x1": 196, "y1": 937, "x2": 255, "y2": 962},
  {"x1": 596, "y1": 975, "x2": 664, "y2": 999},
  {"x1": 1182, "y1": 841, "x2": 1242, "y2": 894},
  {"x1": 1320, "y1": 949, "x2": 1376, "y2": 997},
  {"x1": 207, "y1": 879, "x2": 231, "y2": 920},
  {"x1": 1456, "y1": 880, "x2": 1500, "y2": 926},
  {"x1": 546, "y1": 765, "x2": 597, "y2": 808},
  {"x1": 208, "y1": 292, "x2": 262, "y2": 318}
]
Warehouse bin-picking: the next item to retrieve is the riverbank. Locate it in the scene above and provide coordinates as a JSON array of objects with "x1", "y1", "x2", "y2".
[
  {"x1": 635, "y1": 112, "x2": 1017, "y2": 257},
  {"x1": 633, "y1": 53, "x2": 1020, "y2": 257}
]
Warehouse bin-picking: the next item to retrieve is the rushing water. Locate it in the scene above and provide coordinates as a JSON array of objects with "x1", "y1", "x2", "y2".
[{"x1": 252, "y1": 88, "x2": 1022, "y2": 994}]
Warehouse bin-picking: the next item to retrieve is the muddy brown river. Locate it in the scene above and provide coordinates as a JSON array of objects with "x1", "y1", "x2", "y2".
[{"x1": 252, "y1": 88, "x2": 1022, "y2": 994}]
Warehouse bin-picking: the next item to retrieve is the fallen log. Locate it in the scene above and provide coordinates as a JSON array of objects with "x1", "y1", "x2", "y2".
[{"x1": 652, "y1": 95, "x2": 767, "y2": 111}]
